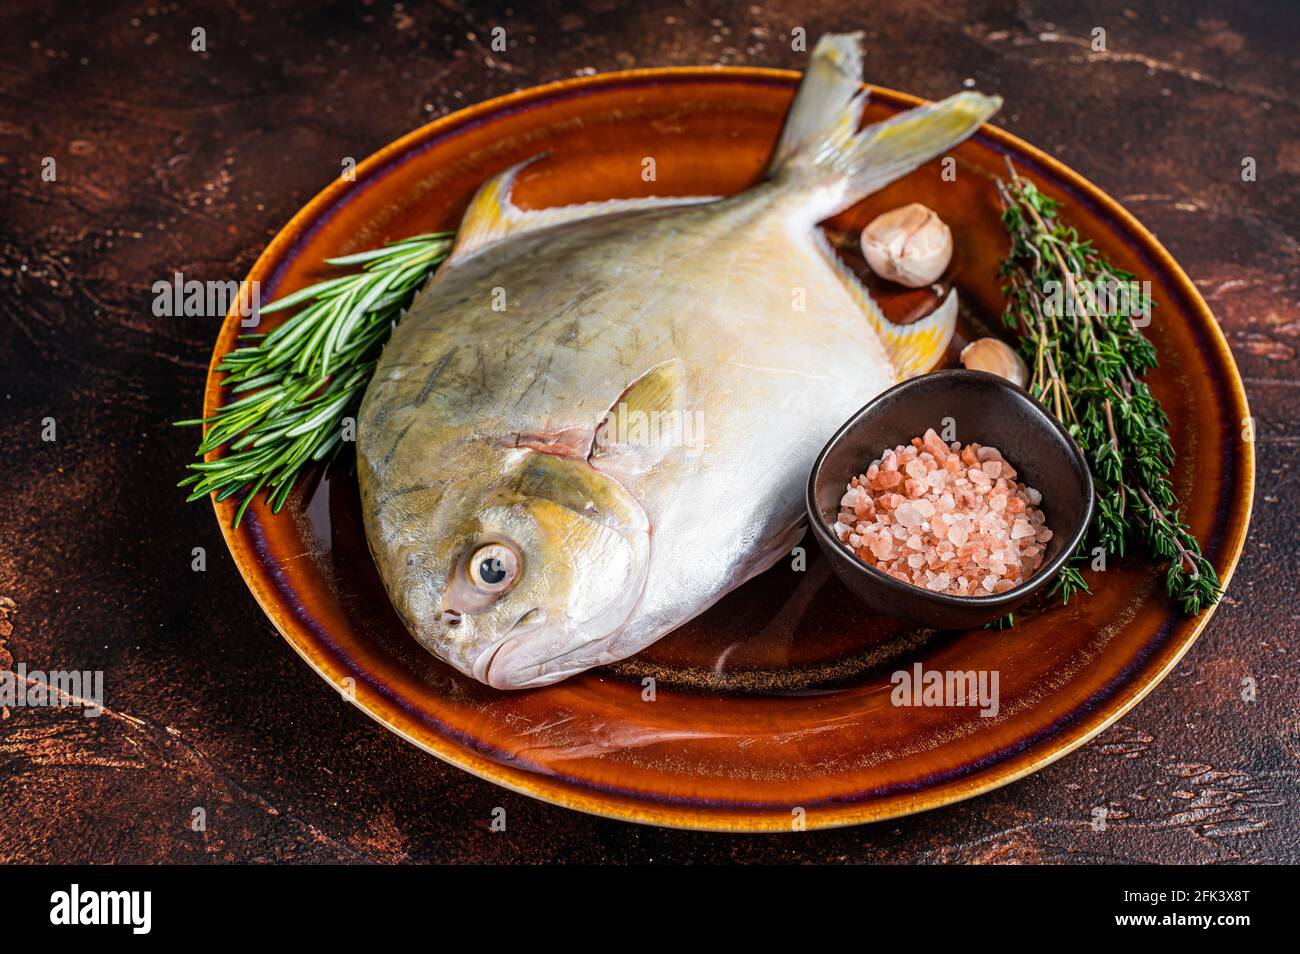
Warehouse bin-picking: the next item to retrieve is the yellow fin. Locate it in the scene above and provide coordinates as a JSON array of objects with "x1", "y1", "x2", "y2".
[
  {"x1": 765, "y1": 31, "x2": 1000, "y2": 221},
  {"x1": 880, "y1": 289, "x2": 959, "y2": 379},
  {"x1": 448, "y1": 157, "x2": 717, "y2": 267},
  {"x1": 816, "y1": 233, "x2": 956, "y2": 380},
  {"x1": 591, "y1": 359, "x2": 688, "y2": 462}
]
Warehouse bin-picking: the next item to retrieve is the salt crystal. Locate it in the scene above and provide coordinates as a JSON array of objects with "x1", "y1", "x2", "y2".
[
  {"x1": 830, "y1": 434, "x2": 1050, "y2": 598},
  {"x1": 896, "y1": 502, "x2": 922, "y2": 527},
  {"x1": 873, "y1": 470, "x2": 902, "y2": 490}
]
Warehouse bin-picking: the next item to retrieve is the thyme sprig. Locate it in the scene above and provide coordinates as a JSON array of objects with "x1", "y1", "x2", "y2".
[
  {"x1": 997, "y1": 166, "x2": 1222, "y2": 615},
  {"x1": 176, "y1": 232, "x2": 454, "y2": 526}
]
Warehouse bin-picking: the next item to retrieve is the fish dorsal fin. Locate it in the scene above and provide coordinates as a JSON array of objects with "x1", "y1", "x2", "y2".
[
  {"x1": 813, "y1": 231, "x2": 958, "y2": 381},
  {"x1": 590, "y1": 358, "x2": 689, "y2": 468},
  {"x1": 447, "y1": 156, "x2": 718, "y2": 267}
]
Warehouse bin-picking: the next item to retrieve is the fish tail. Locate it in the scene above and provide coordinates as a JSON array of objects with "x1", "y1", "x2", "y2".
[{"x1": 767, "y1": 33, "x2": 1001, "y2": 218}]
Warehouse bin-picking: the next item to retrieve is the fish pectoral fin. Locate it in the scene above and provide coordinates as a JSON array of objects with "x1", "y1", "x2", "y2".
[
  {"x1": 590, "y1": 358, "x2": 690, "y2": 467},
  {"x1": 448, "y1": 156, "x2": 720, "y2": 267},
  {"x1": 815, "y1": 231, "x2": 958, "y2": 381}
]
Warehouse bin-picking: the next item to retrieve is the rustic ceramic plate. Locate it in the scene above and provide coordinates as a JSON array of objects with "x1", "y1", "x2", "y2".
[{"x1": 203, "y1": 68, "x2": 1253, "y2": 831}]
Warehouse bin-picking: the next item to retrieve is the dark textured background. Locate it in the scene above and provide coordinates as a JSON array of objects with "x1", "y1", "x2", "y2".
[{"x1": 1, "y1": 0, "x2": 1296, "y2": 863}]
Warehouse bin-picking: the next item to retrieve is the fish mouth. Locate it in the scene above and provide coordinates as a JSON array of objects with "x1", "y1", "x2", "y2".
[
  {"x1": 470, "y1": 607, "x2": 550, "y2": 689},
  {"x1": 472, "y1": 607, "x2": 622, "y2": 690}
]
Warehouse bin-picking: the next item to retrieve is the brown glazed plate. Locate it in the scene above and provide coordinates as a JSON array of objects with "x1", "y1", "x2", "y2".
[{"x1": 204, "y1": 68, "x2": 1253, "y2": 831}]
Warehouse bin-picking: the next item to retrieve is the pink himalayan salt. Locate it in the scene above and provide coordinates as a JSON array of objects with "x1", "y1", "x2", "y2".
[{"x1": 831, "y1": 429, "x2": 1053, "y2": 597}]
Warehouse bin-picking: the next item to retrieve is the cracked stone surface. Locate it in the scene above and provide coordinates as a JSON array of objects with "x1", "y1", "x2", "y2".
[{"x1": 0, "y1": 0, "x2": 1296, "y2": 862}]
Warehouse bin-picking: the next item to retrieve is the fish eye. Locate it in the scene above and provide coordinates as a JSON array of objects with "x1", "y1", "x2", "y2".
[{"x1": 468, "y1": 543, "x2": 518, "y2": 594}]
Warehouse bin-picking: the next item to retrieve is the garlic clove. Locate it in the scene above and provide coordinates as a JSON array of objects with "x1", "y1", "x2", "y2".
[
  {"x1": 860, "y1": 203, "x2": 954, "y2": 288},
  {"x1": 960, "y1": 337, "x2": 1029, "y2": 388}
]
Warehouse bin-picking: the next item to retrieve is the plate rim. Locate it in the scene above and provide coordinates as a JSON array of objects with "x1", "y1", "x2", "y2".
[{"x1": 202, "y1": 66, "x2": 1255, "y2": 832}]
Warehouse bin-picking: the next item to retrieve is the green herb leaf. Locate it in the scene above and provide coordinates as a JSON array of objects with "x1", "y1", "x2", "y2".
[
  {"x1": 997, "y1": 164, "x2": 1222, "y2": 616},
  {"x1": 177, "y1": 232, "x2": 454, "y2": 526}
]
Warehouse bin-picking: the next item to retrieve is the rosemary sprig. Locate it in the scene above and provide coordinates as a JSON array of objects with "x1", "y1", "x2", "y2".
[
  {"x1": 996, "y1": 165, "x2": 1222, "y2": 615},
  {"x1": 176, "y1": 232, "x2": 454, "y2": 525}
]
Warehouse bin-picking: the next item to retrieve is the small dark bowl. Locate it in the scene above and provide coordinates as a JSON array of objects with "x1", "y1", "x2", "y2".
[{"x1": 806, "y1": 369, "x2": 1095, "y2": 629}]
